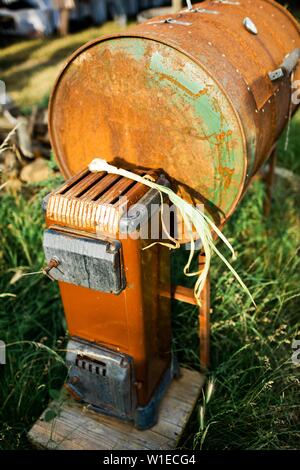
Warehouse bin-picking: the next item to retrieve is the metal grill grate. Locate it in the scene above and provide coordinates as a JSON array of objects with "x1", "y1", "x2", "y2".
[{"x1": 46, "y1": 167, "x2": 157, "y2": 235}]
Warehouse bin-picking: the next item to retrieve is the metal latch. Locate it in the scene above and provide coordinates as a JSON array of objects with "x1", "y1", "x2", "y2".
[
  {"x1": 148, "y1": 18, "x2": 192, "y2": 26},
  {"x1": 212, "y1": 0, "x2": 240, "y2": 4},
  {"x1": 268, "y1": 48, "x2": 300, "y2": 82},
  {"x1": 181, "y1": 8, "x2": 219, "y2": 14}
]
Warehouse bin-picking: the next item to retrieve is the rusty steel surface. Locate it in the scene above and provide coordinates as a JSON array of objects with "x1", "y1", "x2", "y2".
[
  {"x1": 46, "y1": 170, "x2": 173, "y2": 406},
  {"x1": 49, "y1": 0, "x2": 300, "y2": 225},
  {"x1": 51, "y1": 237, "x2": 172, "y2": 407}
]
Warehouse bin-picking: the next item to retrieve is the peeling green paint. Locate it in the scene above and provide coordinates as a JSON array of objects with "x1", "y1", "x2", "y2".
[
  {"x1": 106, "y1": 38, "x2": 146, "y2": 61},
  {"x1": 147, "y1": 43, "x2": 245, "y2": 208}
]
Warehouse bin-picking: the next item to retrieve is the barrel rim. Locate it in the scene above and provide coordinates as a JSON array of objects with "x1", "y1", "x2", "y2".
[{"x1": 263, "y1": 0, "x2": 300, "y2": 34}]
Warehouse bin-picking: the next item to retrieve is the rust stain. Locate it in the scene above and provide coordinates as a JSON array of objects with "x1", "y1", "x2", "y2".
[
  {"x1": 156, "y1": 71, "x2": 208, "y2": 98},
  {"x1": 215, "y1": 130, "x2": 233, "y2": 142},
  {"x1": 218, "y1": 166, "x2": 235, "y2": 190}
]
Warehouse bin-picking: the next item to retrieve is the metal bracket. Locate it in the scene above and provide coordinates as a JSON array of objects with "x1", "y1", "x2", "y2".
[
  {"x1": 148, "y1": 18, "x2": 192, "y2": 26},
  {"x1": 268, "y1": 48, "x2": 300, "y2": 82},
  {"x1": 181, "y1": 8, "x2": 219, "y2": 15},
  {"x1": 268, "y1": 68, "x2": 285, "y2": 82},
  {"x1": 212, "y1": 0, "x2": 240, "y2": 4}
]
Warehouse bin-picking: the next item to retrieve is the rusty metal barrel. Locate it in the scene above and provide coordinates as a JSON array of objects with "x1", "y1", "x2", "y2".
[{"x1": 49, "y1": 0, "x2": 300, "y2": 224}]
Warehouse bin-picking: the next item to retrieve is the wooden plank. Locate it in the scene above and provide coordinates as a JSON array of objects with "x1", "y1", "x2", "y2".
[
  {"x1": 160, "y1": 285, "x2": 198, "y2": 306},
  {"x1": 28, "y1": 368, "x2": 204, "y2": 451}
]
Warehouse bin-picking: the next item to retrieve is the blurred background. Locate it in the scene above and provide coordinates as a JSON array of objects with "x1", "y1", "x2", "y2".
[
  {"x1": 0, "y1": 1, "x2": 298, "y2": 39},
  {"x1": 1, "y1": 0, "x2": 178, "y2": 38}
]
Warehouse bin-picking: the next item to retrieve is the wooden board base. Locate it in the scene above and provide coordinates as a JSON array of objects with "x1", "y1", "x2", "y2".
[{"x1": 28, "y1": 368, "x2": 205, "y2": 450}]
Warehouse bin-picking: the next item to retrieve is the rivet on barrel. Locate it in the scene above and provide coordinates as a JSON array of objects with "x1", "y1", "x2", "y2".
[{"x1": 243, "y1": 17, "x2": 258, "y2": 35}]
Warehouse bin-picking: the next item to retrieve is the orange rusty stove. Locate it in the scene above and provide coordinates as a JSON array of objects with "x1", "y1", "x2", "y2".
[{"x1": 42, "y1": 167, "x2": 189, "y2": 429}]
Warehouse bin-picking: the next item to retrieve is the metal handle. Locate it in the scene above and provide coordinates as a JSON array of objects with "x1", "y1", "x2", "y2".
[
  {"x1": 42, "y1": 257, "x2": 61, "y2": 280},
  {"x1": 269, "y1": 48, "x2": 300, "y2": 82}
]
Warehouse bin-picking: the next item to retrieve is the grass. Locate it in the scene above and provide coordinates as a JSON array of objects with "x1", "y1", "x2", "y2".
[
  {"x1": 173, "y1": 172, "x2": 300, "y2": 449},
  {"x1": 0, "y1": 24, "x2": 300, "y2": 450},
  {"x1": 277, "y1": 112, "x2": 300, "y2": 175}
]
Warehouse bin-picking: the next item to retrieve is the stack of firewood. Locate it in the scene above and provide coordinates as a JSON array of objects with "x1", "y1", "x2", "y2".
[{"x1": 0, "y1": 96, "x2": 55, "y2": 192}]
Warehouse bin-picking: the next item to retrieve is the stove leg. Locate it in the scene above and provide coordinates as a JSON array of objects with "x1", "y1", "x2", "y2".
[
  {"x1": 264, "y1": 149, "x2": 277, "y2": 217},
  {"x1": 161, "y1": 252, "x2": 211, "y2": 370},
  {"x1": 198, "y1": 253, "x2": 210, "y2": 371}
]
